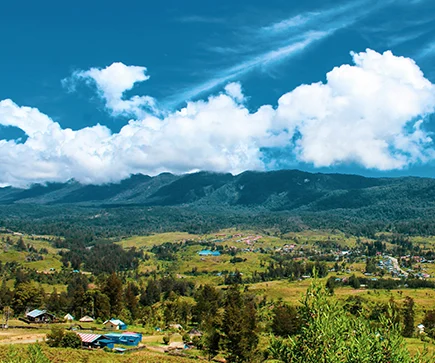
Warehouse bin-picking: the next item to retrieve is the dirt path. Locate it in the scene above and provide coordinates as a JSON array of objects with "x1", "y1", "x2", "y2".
[
  {"x1": 146, "y1": 345, "x2": 167, "y2": 353},
  {"x1": 0, "y1": 333, "x2": 46, "y2": 345}
]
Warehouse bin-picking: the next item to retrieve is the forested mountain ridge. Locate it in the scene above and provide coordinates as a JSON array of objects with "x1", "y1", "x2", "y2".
[
  {"x1": 0, "y1": 169, "x2": 406, "y2": 209},
  {"x1": 2, "y1": 170, "x2": 435, "y2": 237}
]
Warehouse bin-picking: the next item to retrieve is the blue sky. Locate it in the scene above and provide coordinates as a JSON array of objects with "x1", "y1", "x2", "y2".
[{"x1": 1, "y1": 0, "x2": 435, "y2": 186}]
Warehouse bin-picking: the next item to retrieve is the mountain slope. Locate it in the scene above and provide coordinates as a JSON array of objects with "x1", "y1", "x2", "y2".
[{"x1": 0, "y1": 169, "x2": 426, "y2": 213}]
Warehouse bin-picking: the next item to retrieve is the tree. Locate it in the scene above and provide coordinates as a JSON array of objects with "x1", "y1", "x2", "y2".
[
  {"x1": 46, "y1": 326, "x2": 65, "y2": 347},
  {"x1": 201, "y1": 326, "x2": 221, "y2": 361},
  {"x1": 124, "y1": 282, "x2": 139, "y2": 320},
  {"x1": 221, "y1": 286, "x2": 258, "y2": 362},
  {"x1": 2, "y1": 306, "x2": 13, "y2": 327},
  {"x1": 271, "y1": 304, "x2": 301, "y2": 337},
  {"x1": 403, "y1": 296, "x2": 415, "y2": 338},
  {"x1": 193, "y1": 284, "x2": 221, "y2": 327},
  {"x1": 0, "y1": 280, "x2": 12, "y2": 309},
  {"x1": 271, "y1": 280, "x2": 431, "y2": 363},
  {"x1": 422, "y1": 309, "x2": 435, "y2": 339},
  {"x1": 103, "y1": 273, "x2": 123, "y2": 316},
  {"x1": 46, "y1": 288, "x2": 60, "y2": 314},
  {"x1": 140, "y1": 279, "x2": 161, "y2": 306},
  {"x1": 365, "y1": 258, "x2": 377, "y2": 274},
  {"x1": 12, "y1": 283, "x2": 43, "y2": 314},
  {"x1": 61, "y1": 332, "x2": 82, "y2": 348},
  {"x1": 349, "y1": 274, "x2": 361, "y2": 289}
]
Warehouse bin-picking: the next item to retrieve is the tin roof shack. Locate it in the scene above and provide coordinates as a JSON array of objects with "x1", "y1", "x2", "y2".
[
  {"x1": 77, "y1": 333, "x2": 101, "y2": 348},
  {"x1": 103, "y1": 319, "x2": 127, "y2": 330},
  {"x1": 104, "y1": 332, "x2": 142, "y2": 346},
  {"x1": 77, "y1": 333, "x2": 116, "y2": 349},
  {"x1": 25, "y1": 309, "x2": 55, "y2": 323}
]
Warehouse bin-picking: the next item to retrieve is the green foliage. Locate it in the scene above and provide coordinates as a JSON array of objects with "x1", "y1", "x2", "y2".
[
  {"x1": 403, "y1": 296, "x2": 416, "y2": 338},
  {"x1": 45, "y1": 326, "x2": 65, "y2": 347},
  {"x1": 422, "y1": 310, "x2": 435, "y2": 339},
  {"x1": 162, "y1": 334, "x2": 170, "y2": 345},
  {"x1": 271, "y1": 304, "x2": 301, "y2": 337},
  {"x1": 60, "y1": 332, "x2": 82, "y2": 348},
  {"x1": 2, "y1": 344, "x2": 50, "y2": 363},
  {"x1": 103, "y1": 272, "x2": 123, "y2": 316},
  {"x1": 266, "y1": 279, "x2": 432, "y2": 363},
  {"x1": 221, "y1": 285, "x2": 258, "y2": 363},
  {"x1": 12, "y1": 282, "x2": 44, "y2": 314}
]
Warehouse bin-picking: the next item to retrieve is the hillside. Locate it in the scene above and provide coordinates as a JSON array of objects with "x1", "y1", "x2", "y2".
[
  {"x1": 0, "y1": 169, "x2": 416, "y2": 208},
  {"x1": 1, "y1": 170, "x2": 435, "y2": 236}
]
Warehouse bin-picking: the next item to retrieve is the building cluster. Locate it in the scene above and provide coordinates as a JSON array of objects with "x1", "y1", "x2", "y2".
[{"x1": 24, "y1": 310, "x2": 143, "y2": 350}]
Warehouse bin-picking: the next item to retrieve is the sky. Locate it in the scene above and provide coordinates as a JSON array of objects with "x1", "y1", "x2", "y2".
[{"x1": 1, "y1": 0, "x2": 435, "y2": 186}]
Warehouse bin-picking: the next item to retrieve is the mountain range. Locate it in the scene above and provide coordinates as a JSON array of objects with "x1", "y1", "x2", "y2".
[{"x1": 1, "y1": 170, "x2": 434, "y2": 214}]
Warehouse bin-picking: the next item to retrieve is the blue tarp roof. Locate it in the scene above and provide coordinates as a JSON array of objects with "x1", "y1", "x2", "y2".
[
  {"x1": 198, "y1": 250, "x2": 221, "y2": 256},
  {"x1": 98, "y1": 339, "x2": 115, "y2": 344},
  {"x1": 27, "y1": 309, "x2": 46, "y2": 318}
]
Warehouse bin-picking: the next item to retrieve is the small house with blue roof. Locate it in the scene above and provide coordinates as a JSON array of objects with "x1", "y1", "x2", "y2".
[
  {"x1": 25, "y1": 309, "x2": 55, "y2": 323},
  {"x1": 198, "y1": 250, "x2": 221, "y2": 257},
  {"x1": 104, "y1": 332, "x2": 142, "y2": 346},
  {"x1": 103, "y1": 318, "x2": 127, "y2": 330}
]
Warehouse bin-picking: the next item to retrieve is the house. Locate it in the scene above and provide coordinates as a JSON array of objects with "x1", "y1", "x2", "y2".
[
  {"x1": 103, "y1": 319, "x2": 127, "y2": 330},
  {"x1": 79, "y1": 315, "x2": 94, "y2": 323},
  {"x1": 95, "y1": 338, "x2": 115, "y2": 349},
  {"x1": 25, "y1": 309, "x2": 55, "y2": 323},
  {"x1": 76, "y1": 333, "x2": 116, "y2": 349},
  {"x1": 104, "y1": 332, "x2": 142, "y2": 346},
  {"x1": 198, "y1": 250, "x2": 221, "y2": 257},
  {"x1": 64, "y1": 313, "x2": 74, "y2": 322}
]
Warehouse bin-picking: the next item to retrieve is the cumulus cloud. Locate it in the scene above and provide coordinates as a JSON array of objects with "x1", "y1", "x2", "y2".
[
  {"x1": 63, "y1": 62, "x2": 157, "y2": 118},
  {"x1": 274, "y1": 49, "x2": 435, "y2": 169},
  {"x1": 0, "y1": 49, "x2": 435, "y2": 187}
]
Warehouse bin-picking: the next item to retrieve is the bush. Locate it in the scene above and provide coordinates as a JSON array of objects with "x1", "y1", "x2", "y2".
[
  {"x1": 182, "y1": 332, "x2": 190, "y2": 343},
  {"x1": 162, "y1": 334, "x2": 170, "y2": 345},
  {"x1": 45, "y1": 326, "x2": 65, "y2": 347},
  {"x1": 266, "y1": 279, "x2": 433, "y2": 363},
  {"x1": 61, "y1": 332, "x2": 82, "y2": 348},
  {"x1": 46, "y1": 327, "x2": 81, "y2": 349}
]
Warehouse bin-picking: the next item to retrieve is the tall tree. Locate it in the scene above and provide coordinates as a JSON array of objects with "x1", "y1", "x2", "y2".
[
  {"x1": 271, "y1": 303, "x2": 301, "y2": 337},
  {"x1": 124, "y1": 282, "x2": 139, "y2": 320},
  {"x1": 221, "y1": 286, "x2": 258, "y2": 363},
  {"x1": 103, "y1": 273, "x2": 123, "y2": 316},
  {"x1": 402, "y1": 296, "x2": 415, "y2": 338}
]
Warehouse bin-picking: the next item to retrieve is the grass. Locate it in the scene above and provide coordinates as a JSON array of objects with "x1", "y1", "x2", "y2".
[
  {"x1": 0, "y1": 344, "x2": 198, "y2": 362},
  {"x1": 0, "y1": 233, "x2": 63, "y2": 272},
  {"x1": 117, "y1": 232, "x2": 198, "y2": 249}
]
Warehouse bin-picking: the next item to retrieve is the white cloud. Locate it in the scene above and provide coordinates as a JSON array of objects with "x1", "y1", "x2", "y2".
[
  {"x1": 0, "y1": 50, "x2": 434, "y2": 187},
  {"x1": 224, "y1": 82, "x2": 245, "y2": 103},
  {"x1": 64, "y1": 62, "x2": 157, "y2": 118},
  {"x1": 274, "y1": 49, "x2": 435, "y2": 169}
]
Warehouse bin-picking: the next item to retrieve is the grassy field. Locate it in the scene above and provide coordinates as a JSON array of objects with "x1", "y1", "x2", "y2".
[
  {"x1": 4, "y1": 228, "x2": 435, "y2": 359},
  {"x1": 0, "y1": 343, "x2": 198, "y2": 363},
  {"x1": 0, "y1": 233, "x2": 63, "y2": 272}
]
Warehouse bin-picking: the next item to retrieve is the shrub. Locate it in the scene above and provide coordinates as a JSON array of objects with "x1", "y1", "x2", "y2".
[
  {"x1": 45, "y1": 326, "x2": 65, "y2": 347},
  {"x1": 266, "y1": 279, "x2": 433, "y2": 363},
  {"x1": 60, "y1": 332, "x2": 82, "y2": 348},
  {"x1": 162, "y1": 334, "x2": 170, "y2": 345}
]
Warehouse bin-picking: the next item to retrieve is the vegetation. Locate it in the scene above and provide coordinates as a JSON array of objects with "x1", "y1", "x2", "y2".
[{"x1": 264, "y1": 280, "x2": 432, "y2": 363}]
